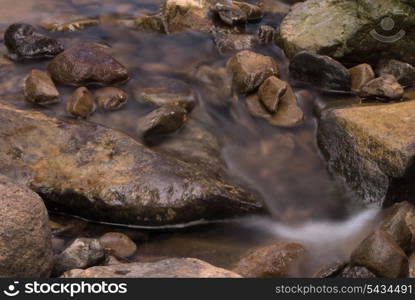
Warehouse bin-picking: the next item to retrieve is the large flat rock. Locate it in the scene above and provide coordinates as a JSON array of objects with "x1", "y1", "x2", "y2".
[
  {"x1": 318, "y1": 100, "x2": 415, "y2": 207},
  {"x1": 0, "y1": 103, "x2": 263, "y2": 226}
]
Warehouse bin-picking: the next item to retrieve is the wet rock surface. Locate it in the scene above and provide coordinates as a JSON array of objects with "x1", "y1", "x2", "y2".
[
  {"x1": 62, "y1": 258, "x2": 242, "y2": 278},
  {"x1": 4, "y1": 23, "x2": 64, "y2": 60},
  {"x1": 246, "y1": 83, "x2": 304, "y2": 127},
  {"x1": 227, "y1": 50, "x2": 279, "y2": 94},
  {"x1": 53, "y1": 238, "x2": 105, "y2": 276},
  {"x1": 133, "y1": 76, "x2": 196, "y2": 111},
  {"x1": 0, "y1": 103, "x2": 263, "y2": 226},
  {"x1": 377, "y1": 60, "x2": 415, "y2": 87},
  {"x1": 95, "y1": 87, "x2": 128, "y2": 111},
  {"x1": 258, "y1": 76, "x2": 287, "y2": 113},
  {"x1": 317, "y1": 100, "x2": 415, "y2": 206},
  {"x1": 24, "y1": 69, "x2": 60, "y2": 106},
  {"x1": 47, "y1": 44, "x2": 129, "y2": 86},
  {"x1": 339, "y1": 265, "x2": 376, "y2": 278},
  {"x1": 359, "y1": 75, "x2": 404, "y2": 101},
  {"x1": 279, "y1": 0, "x2": 415, "y2": 64},
  {"x1": 349, "y1": 64, "x2": 375, "y2": 93},
  {"x1": 0, "y1": 175, "x2": 53, "y2": 278},
  {"x1": 233, "y1": 242, "x2": 307, "y2": 277},
  {"x1": 214, "y1": 3, "x2": 247, "y2": 26},
  {"x1": 99, "y1": 232, "x2": 137, "y2": 259},
  {"x1": 66, "y1": 87, "x2": 96, "y2": 118},
  {"x1": 137, "y1": 104, "x2": 188, "y2": 139},
  {"x1": 289, "y1": 51, "x2": 351, "y2": 91},
  {"x1": 351, "y1": 230, "x2": 408, "y2": 278}
]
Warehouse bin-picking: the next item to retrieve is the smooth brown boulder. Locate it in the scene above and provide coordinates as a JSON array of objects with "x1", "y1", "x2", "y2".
[
  {"x1": 258, "y1": 76, "x2": 288, "y2": 113},
  {"x1": 227, "y1": 50, "x2": 279, "y2": 94},
  {"x1": 360, "y1": 75, "x2": 404, "y2": 100},
  {"x1": 233, "y1": 242, "x2": 307, "y2": 277},
  {"x1": 47, "y1": 44, "x2": 129, "y2": 86},
  {"x1": 349, "y1": 64, "x2": 375, "y2": 93},
  {"x1": 0, "y1": 103, "x2": 262, "y2": 226},
  {"x1": 61, "y1": 258, "x2": 242, "y2": 278},
  {"x1": 351, "y1": 230, "x2": 408, "y2": 278},
  {"x1": 24, "y1": 69, "x2": 60, "y2": 106},
  {"x1": 100, "y1": 232, "x2": 137, "y2": 259},
  {"x1": 0, "y1": 175, "x2": 53, "y2": 277}
]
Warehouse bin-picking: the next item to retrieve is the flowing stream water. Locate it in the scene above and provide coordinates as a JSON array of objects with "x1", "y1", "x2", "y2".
[{"x1": 0, "y1": 0, "x2": 382, "y2": 276}]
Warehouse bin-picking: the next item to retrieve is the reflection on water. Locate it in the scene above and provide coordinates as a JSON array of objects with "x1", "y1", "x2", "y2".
[{"x1": 0, "y1": 0, "x2": 378, "y2": 276}]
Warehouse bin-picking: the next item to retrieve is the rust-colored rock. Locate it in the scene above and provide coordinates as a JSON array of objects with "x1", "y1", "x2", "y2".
[{"x1": 233, "y1": 242, "x2": 307, "y2": 277}]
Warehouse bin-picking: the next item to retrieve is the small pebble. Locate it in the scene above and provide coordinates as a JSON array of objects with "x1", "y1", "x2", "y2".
[
  {"x1": 95, "y1": 87, "x2": 128, "y2": 111},
  {"x1": 67, "y1": 87, "x2": 96, "y2": 118},
  {"x1": 100, "y1": 232, "x2": 138, "y2": 259},
  {"x1": 24, "y1": 69, "x2": 60, "y2": 106}
]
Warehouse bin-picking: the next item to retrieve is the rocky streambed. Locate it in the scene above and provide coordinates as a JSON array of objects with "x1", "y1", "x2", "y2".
[{"x1": 0, "y1": 0, "x2": 415, "y2": 278}]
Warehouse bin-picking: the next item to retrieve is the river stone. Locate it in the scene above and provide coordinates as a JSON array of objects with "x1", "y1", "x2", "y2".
[
  {"x1": 233, "y1": 242, "x2": 307, "y2": 277},
  {"x1": 47, "y1": 44, "x2": 129, "y2": 86},
  {"x1": 377, "y1": 59, "x2": 415, "y2": 87},
  {"x1": 246, "y1": 84, "x2": 304, "y2": 127},
  {"x1": 0, "y1": 103, "x2": 262, "y2": 226},
  {"x1": 53, "y1": 238, "x2": 105, "y2": 276},
  {"x1": 66, "y1": 87, "x2": 96, "y2": 118},
  {"x1": 359, "y1": 75, "x2": 404, "y2": 100},
  {"x1": 227, "y1": 50, "x2": 279, "y2": 94},
  {"x1": 213, "y1": 3, "x2": 247, "y2": 26},
  {"x1": 349, "y1": 64, "x2": 376, "y2": 93},
  {"x1": 351, "y1": 230, "x2": 408, "y2": 278},
  {"x1": 24, "y1": 69, "x2": 60, "y2": 106},
  {"x1": 289, "y1": 51, "x2": 351, "y2": 91},
  {"x1": 95, "y1": 87, "x2": 128, "y2": 111},
  {"x1": 257, "y1": 25, "x2": 277, "y2": 45},
  {"x1": 317, "y1": 100, "x2": 415, "y2": 207},
  {"x1": 380, "y1": 202, "x2": 415, "y2": 253},
  {"x1": 0, "y1": 175, "x2": 53, "y2": 277},
  {"x1": 61, "y1": 258, "x2": 242, "y2": 278},
  {"x1": 279, "y1": 0, "x2": 415, "y2": 64},
  {"x1": 4, "y1": 23, "x2": 64, "y2": 60},
  {"x1": 258, "y1": 76, "x2": 287, "y2": 113},
  {"x1": 161, "y1": 0, "x2": 213, "y2": 34},
  {"x1": 100, "y1": 232, "x2": 137, "y2": 259},
  {"x1": 133, "y1": 76, "x2": 196, "y2": 111},
  {"x1": 137, "y1": 104, "x2": 188, "y2": 139}
]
